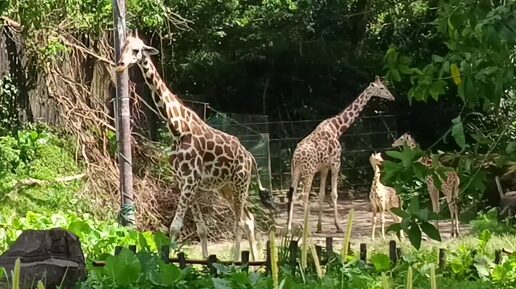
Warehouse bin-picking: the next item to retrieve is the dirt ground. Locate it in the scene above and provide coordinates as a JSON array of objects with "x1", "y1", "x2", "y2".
[{"x1": 182, "y1": 197, "x2": 471, "y2": 260}]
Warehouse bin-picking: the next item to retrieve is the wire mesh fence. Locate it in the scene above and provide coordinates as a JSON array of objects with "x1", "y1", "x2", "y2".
[{"x1": 267, "y1": 114, "x2": 398, "y2": 197}]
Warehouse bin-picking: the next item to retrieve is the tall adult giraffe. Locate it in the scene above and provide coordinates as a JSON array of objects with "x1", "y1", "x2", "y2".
[
  {"x1": 286, "y1": 76, "x2": 395, "y2": 234},
  {"x1": 115, "y1": 35, "x2": 276, "y2": 261},
  {"x1": 391, "y1": 132, "x2": 460, "y2": 238}
]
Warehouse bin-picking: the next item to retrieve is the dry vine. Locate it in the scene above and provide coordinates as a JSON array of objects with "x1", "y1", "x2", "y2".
[{"x1": 1, "y1": 18, "x2": 256, "y2": 242}]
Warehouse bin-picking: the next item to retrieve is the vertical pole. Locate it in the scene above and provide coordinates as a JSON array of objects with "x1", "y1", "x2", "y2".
[{"x1": 113, "y1": 0, "x2": 135, "y2": 227}]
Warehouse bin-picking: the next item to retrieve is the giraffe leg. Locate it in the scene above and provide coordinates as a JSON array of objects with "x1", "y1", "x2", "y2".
[
  {"x1": 445, "y1": 174, "x2": 460, "y2": 238},
  {"x1": 242, "y1": 207, "x2": 258, "y2": 261},
  {"x1": 169, "y1": 185, "x2": 196, "y2": 248},
  {"x1": 371, "y1": 201, "x2": 377, "y2": 240},
  {"x1": 302, "y1": 174, "x2": 314, "y2": 228},
  {"x1": 191, "y1": 201, "x2": 209, "y2": 259},
  {"x1": 316, "y1": 168, "x2": 329, "y2": 233},
  {"x1": 330, "y1": 162, "x2": 343, "y2": 233},
  {"x1": 427, "y1": 176, "x2": 440, "y2": 230},
  {"x1": 380, "y1": 208, "x2": 386, "y2": 240},
  {"x1": 287, "y1": 169, "x2": 301, "y2": 234}
]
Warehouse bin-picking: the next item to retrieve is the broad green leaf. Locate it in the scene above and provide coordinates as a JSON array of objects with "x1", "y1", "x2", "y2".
[
  {"x1": 474, "y1": 263, "x2": 490, "y2": 277},
  {"x1": 450, "y1": 63, "x2": 462, "y2": 85},
  {"x1": 387, "y1": 223, "x2": 401, "y2": 233},
  {"x1": 451, "y1": 117, "x2": 466, "y2": 150},
  {"x1": 420, "y1": 221, "x2": 441, "y2": 241},
  {"x1": 104, "y1": 248, "x2": 141, "y2": 286},
  {"x1": 158, "y1": 263, "x2": 182, "y2": 286},
  {"x1": 385, "y1": 150, "x2": 405, "y2": 160},
  {"x1": 212, "y1": 278, "x2": 232, "y2": 289},
  {"x1": 371, "y1": 253, "x2": 391, "y2": 272},
  {"x1": 408, "y1": 223, "x2": 422, "y2": 250}
]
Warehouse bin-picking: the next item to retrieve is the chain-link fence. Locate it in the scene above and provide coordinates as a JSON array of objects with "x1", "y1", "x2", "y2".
[
  {"x1": 183, "y1": 99, "x2": 397, "y2": 198},
  {"x1": 267, "y1": 114, "x2": 398, "y2": 197}
]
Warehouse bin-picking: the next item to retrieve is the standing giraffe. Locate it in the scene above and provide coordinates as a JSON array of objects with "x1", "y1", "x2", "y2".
[
  {"x1": 115, "y1": 35, "x2": 277, "y2": 261},
  {"x1": 369, "y1": 152, "x2": 403, "y2": 240},
  {"x1": 391, "y1": 132, "x2": 460, "y2": 237},
  {"x1": 286, "y1": 76, "x2": 395, "y2": 234}
]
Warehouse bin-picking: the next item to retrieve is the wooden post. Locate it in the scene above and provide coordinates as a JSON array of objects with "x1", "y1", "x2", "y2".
[
  {"x1": 494, "y1": 249, "x2": 502, "y2": 264},
  {"x1": 359, "y1": 243, "x2": 367, "y2": 262},
  {"x1": 161, "y1": 245, "x2": 170, "y2": 264},
  {"x1": 113, "y1": 0, "x2": 135, "y2": 227},
  {"x1": 438, "y1": 248, "x2": 446, "y2": 269},
  {"x1": 289, "y1": 240, "x2": 298, "y2": 274},
  {"x1": 265, "y1": 240, "x2": 272, "y2": 274},
  {"x1": 177, "y1": 252, "x2": 187, "y2": 269},
  {"x1": 128, "y1": 245, "x2": 137, "y2": 253},
  {"x1": 325, "y1": 237, "x2": 333, "y2": 260},
  {"x1": 389, "y1": 240, "x2": 397, "y2": 263},
  {"x1": 241, "y1": 251, "x2": 250, "y2": 272},
  {"x1": 208, "y1": 255, "x2": 218, "y2": 276},
  {"x1": 114, "y1": 246, "x2": 123, "y2": 255}
]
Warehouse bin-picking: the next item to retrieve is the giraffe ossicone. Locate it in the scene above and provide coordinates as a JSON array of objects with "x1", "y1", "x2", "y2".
[
  {"x1": 115, "y1": 35, "x2": 277, "y2": 261},
  {"x1": 286, "y1": 76, "x2": 396, "y2": 235},
  {"x1": 391, "y1": 132, "x2": 460, "y2": 238}
]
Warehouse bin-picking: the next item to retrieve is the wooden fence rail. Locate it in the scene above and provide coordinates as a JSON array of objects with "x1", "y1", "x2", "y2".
[{"x1": 91, "y1": 237, "x2": 514, "y2": 276}]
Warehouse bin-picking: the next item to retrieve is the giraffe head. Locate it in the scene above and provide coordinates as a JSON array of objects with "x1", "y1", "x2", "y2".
[
  {"x1": 369, "y1": 152, "x2": 384, "y2": 168},
  {"x1": 391, "y1": 132, "x2": 415, "y2": 148},
  {"x1": 115, "y1": 35, "x2": 159, "y2": 72},
  {"x1": 365, "y1": 76, "x2": 395, "y2": 101}
]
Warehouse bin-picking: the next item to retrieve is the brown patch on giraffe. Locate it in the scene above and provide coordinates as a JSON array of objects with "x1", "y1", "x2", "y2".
[
  {"x1": 204, "y1": 152, "x2": 215, "y2": 162},
  {"x1": 180, "y1": 162, "x2": 192, "y2": 175},
  {"x1": 206, "y1": 140, "x2": 215, "y2": 151}
]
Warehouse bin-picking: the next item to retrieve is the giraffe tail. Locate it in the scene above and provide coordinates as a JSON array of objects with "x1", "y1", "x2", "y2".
[{"x1": 251, "y1": 156, "x2": 277, "y2": 213}]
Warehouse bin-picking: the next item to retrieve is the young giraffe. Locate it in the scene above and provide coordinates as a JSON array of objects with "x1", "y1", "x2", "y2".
[
  {"x1": 391, "y1": 132, "x2": 460, "y2": 237},
  {"x1": 369, "y1": 152, "x2": 403, "y2": 240},
  {"x1": 115, "y1": 35, "x2": 277, "y2": 261},
  {"x1": 286, "y1": 76, "x2": 395, "y2": 234}
]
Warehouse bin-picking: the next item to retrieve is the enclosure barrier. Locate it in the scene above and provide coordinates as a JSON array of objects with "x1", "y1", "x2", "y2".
[{"x1": 91, "y1": 238, "x2": 514, "y2": 276}]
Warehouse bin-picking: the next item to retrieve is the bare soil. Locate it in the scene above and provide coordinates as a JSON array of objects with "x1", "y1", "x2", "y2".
[{"x1": 182, "y1": 197, "x2": 471, "y2": 260}]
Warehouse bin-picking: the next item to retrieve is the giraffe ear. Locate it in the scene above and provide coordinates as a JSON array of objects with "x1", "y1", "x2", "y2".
[{"x1": 143, "y1": 44, "x2": 159, "y2": 55}]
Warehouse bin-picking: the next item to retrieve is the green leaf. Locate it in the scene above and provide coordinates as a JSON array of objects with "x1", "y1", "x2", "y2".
[
  {"x1": 398, "y1": 64, "x2": 413, "y2": 75},
  {"x1": 212, "y1": 278, "x2": 232, "y2": 289},
  {"x1": 387, "y1": 223, "x2": 401, "y2": 233},
  {"x1": 506, "y1": 142, "x2": 516, "y2": 155},
  {"x1": 451, "y1": 116, "x2": 466, "y2": 150},
  {"x1": 474, "y1": 264, "x2": 490, "y2": 277},
  {"x1": 408, "y1": 223, "x2": 422, "y2": 250},
  {"x1": 104, "y1": 248, "x2": 141, "y2": 286},
  {"x1": 450, "y1": 63, "x2": 462, "y2": 85},
  {"x1": 420, "y1": 221, "x2": 441, "y2": 241},
  {"x1": 385, "y1": 150, "x2": 404, "y2": 160},
  {"x1": 371, "y1": 253, "x2": 391, "y2": 272},
  {"x1": 158, "y1": 263, "x2": 182, "y2": 286},
  {"x1": 389, "y1": 68, "x2": 401, "y2": 82}
]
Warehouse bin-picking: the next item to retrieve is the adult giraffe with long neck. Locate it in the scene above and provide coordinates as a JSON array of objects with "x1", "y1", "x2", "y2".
[
  {"x1": 286, "y1": 76, "x2": 395, "y2": 234},
  {"x1": 115, "y1": 35, "x2": 277, "y2": 261}
]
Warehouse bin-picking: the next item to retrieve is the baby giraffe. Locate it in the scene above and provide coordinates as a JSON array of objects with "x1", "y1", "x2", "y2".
[{"x1": 369, "y1": 152, "x2": 403, "y2": 240}]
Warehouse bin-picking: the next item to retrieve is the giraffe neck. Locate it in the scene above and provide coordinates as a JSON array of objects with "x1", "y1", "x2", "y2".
[
  {"x1": 138, "y1": 57, "x2": 203, "y2": 137},
  {"x1": 373, "y1": 164, "x2": 382, "y2": 186},
  {"x1": 328, "y1": 91, "x2": 373, "y2": 137}
]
